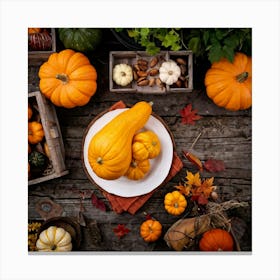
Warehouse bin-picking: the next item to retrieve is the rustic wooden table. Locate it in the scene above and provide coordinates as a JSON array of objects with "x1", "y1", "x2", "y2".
[{"x1": 28, "y1": 29, "x2": 252, "y2": 252}]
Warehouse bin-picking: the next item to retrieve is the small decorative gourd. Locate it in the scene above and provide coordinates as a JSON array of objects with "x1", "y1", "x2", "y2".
[
  {"x1": 159, "y1": 60, "x2": 181, "y2": 85},
  {"x1": 88, "y1": 101, "x2": 153, "y2": 180},
  {"x1": 39, "y1": 49, "x2": 98, "y2": 108},
  {"x1": 36, "y1": 226, "x2": 72, "y2": 252},
  {"x1": 199, "y1": 228, "x2": 234, "y2": 251},
  {"x1": 164, "y1": 190, "x2": 187, "y2": 216},
  {"x1": 125, "y1": 159, "x2": 150, "y2": 180},
  {"x1": 28, "y1": 121, "x2": 44, "y2": 144},
  {"x1": 28, "y1": 151, "x2": 48, "y2": 168},
  {"x1": 112, "y1": 63, "x2": 133, "y2": 86},
  {"x1": 204, "y1": 52, "x2": 252, "y2": 111},
  {"x1": 140, "y1": 219, "x2": 162, "y2": 242},
  {"x1": 28, "y1": 29, "x2": 52, "y2": 51},
  {"x1": 132, "y1": 130, "x2": 161, "y2": 159}
]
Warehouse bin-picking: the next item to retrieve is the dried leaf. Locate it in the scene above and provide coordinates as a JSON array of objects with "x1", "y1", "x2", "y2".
[
  {"x1": 182, "y1": 150, "x2": 203, "y2": 171},
  {"x1": 185, "y1": 171, "x2": 201, "y2": 187},
  {"x1": 91, "y1": 193, "x2": 106, "y2": 212},
  {"x1": 204, "y1": 158, "x2": 225, "y2": 172},
  {"x1": 180, "y1": 104, "x2": 202, "y2": 125},
  {"x1": 113, "y1": 224, "x2": 130, "y2": 239},
  {"x1": 175, "y1": 184, "x2": 191, "y2": 196}
]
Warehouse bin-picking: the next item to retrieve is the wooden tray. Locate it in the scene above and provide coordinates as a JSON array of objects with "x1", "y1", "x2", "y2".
[
  {"x1": 109, "y1": 50, "x2": 193, "y2": 94},
  {"x1": 28, "y1": 91, "x2": 69, "y2": 185}
]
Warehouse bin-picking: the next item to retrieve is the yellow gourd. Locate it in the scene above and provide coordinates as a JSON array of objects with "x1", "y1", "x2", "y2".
[{"x1": 88, "y1": 101, "x2": 153, "y2": 180}]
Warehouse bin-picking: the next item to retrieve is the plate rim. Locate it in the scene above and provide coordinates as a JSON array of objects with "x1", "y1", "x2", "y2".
[{"x1": 81, "y1": 107, "x2": 175, "y2": 197}]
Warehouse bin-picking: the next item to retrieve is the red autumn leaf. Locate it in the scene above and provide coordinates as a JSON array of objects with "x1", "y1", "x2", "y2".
[
  {"x1": 197, "y1": 194, "x2": 209, "y2": 205},
  {"x1": 204, "y1": 158, "x2": 226, "y2": 172},
  {"x1": 113, "y1": 224, "x2": 130, "y2": 239},
  {"x1": 180, "y1": 104, "x2": 202, "y2": 125},
  {"x1": 145, "y1": 213, "x2": 153, "y2": 220},
  {"x1": 91, "y1": 193, "x2": 106, "y2": 212}
]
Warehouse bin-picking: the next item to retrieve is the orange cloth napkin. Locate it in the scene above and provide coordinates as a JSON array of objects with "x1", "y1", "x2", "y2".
[{"x1": 101, "y1": 100, "x2": 183, "y2": 215}]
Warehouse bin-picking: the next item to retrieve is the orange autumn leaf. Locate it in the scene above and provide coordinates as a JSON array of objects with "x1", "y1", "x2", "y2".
[
  {"x1": 175, "y1": 184, "x2": 191, "y2": 196},
  {"x1": 185, "y1": 171, "x2": 201, "y2": 187}
]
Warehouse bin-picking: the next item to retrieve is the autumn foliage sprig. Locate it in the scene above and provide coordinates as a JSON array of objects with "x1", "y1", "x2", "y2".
[{"x1": 175, "y1": 171, "x2": 217, "y2": 205}]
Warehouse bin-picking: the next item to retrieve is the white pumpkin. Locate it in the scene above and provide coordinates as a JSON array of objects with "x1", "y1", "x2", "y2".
[
  {"x1": 112, "y1": 63, "x2": 133, "y2": 86},
  {"x1": 159, "y1": 60, "x2": 181, "y2": 85},
  {"x1": 36, "y1": 226, "x2": 72, "y2": 252}
]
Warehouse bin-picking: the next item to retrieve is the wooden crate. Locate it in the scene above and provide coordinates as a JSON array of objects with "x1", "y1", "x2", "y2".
[
  {"x1": 28, "y1": 28, "x2": 56, "y2": 66},
  {"x1": 109, "y1": 50, "x2": 193, "y2": 94},
  {"x1": 28, "y1": 91, "x2": 68, "y2": 185}
]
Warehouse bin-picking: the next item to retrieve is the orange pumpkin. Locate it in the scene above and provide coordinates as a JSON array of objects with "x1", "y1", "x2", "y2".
[
  {"x1": 199, "y1": 228, "x2": 234, "y2": 251},
  {"x1": 204, "y1": 52, "x2": 252, "y2": 111},
  {"x1": 140, "y1": 219, "x2": 162, "y2": 242},
  {"x1": 125, "y1": 159, "x2": 150, "y2": 180},
  {"x1": 28, "y1": 104, "x2": 33, "y2": 120},
  {"x1": 38, "y1": 49, "x2": 97, "y2": 108},
  {"x1": 28, "y1": 121, "x2": 44, "y2": 144},
  {"x1": 132, "y1": 130, "x2": 161, "y2": 160}
]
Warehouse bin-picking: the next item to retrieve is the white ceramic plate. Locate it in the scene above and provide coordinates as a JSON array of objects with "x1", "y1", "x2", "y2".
[{"x1": 83, "y1": 109, "x2": 174, "y2": 197}]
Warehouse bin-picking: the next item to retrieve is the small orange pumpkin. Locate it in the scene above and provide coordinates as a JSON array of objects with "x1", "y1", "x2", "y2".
[
  {"x1": 133, "y1": 130, "x2": 161, "y2": 159},
  {"x1": 199, "y1": 228, "x2": 234, "y2": 251},
  {"x1": 39, "y1": 49, "x2": 98, "y2": 108},
  {"x1": 164, "y1": 190, "x2": 187, "y2": 216},
  {"x1": 125, "y1": 159, "x2": 150, "y2": 180},
  {"x1": 28, "y1": 121, "x2": 44, "y2": 144},
  {"x1": 140, "y1": 219, "x2": 162, "y2": 242},
  {"x1": 204, "y1": 52, "x2": 252, "y2": 111}
]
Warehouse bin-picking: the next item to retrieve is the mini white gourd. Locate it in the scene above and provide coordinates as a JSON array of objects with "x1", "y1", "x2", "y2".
[
  {"x1": 36, "y1": 226, "x2": 72, "y2": 252},
  {"x1": 112, "y1": 63, "x2": 133, "y2": 86},
  {"x1": 159, "y1": 60, "x2": 181, "y2": 85}
]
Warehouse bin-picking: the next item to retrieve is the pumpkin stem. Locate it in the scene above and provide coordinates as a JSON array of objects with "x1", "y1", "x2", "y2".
[
  {"x1": 131, "y1": 161, "x2": 137, "y2": 168},
  {"x1": 120, "y1": 71, "x2": 126, "y2": 77},
  {"x1": 236, "y1": 72, "x2": 248, "y2": 83},
  {"x1": 56, "y1": 73, "x2": 69, "y2": 84},
  {"x1": 96, "y1": 157, "x2": 103, "y2": 165},
  {"x1": 168, "y1": 70, "x2": 173, "y2": 75}
]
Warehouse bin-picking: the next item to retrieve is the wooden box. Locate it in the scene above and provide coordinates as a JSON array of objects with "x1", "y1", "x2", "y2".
[
  {"x1": 28, "y1": 91, "x2": 68, "y2": 185},
  {"x1": 109, "y1": 50, "x2": 193, "y2": 94},
  {"x1": 28, "y1": 28, "x2": 56, "y2": 66}
]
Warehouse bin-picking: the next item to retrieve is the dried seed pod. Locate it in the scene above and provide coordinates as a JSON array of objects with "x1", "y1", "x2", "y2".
[
  {"x1": 149, "y1": 77, "x2": 155, "y2": 87},
  {"x1": 156, "y1": 78, "x2": 164, "y2": 89},
  {"x1": 133, "y1": 64, "x2": 140, "y2": 71},
  {"x1": 139, "y1": 64, "x2": 148, "y2": 71},
  {"x1": 137, "y1": 71, "x2": 148, "y2": 77},
  {"x1": 175, "y1": 79, "x2": 182, "y2": 87},
  {"x1": 137, "y1": 76, "x2": 147, "y2": 83},
  {"x1": 137, "y1": 59, "x2": 148, "y2": 66},
  {"x1": 150, "y1": 56, "x2": 159, "y2": 68},
  {"x1": 149, "y1": 68, "x2": 159, "y2": 76},
  {"x1": 180, "y1": 64, "x2": 187, "y2": 75},
  {"x1": 184, "y1": 79, "x2": 188, "y2": 88},
  {"x1": 176, "y1": 58, "x2": 187, "y2": 65},
  {"x1": 133, "y1": 71, "x2": 138, "y2": 81},
  {"x1": 137, "y1": 79, "x2": 149, "y2": 86},
  {"x1": 179, "y1": 75, "x2": 186, "y2": 82}
]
